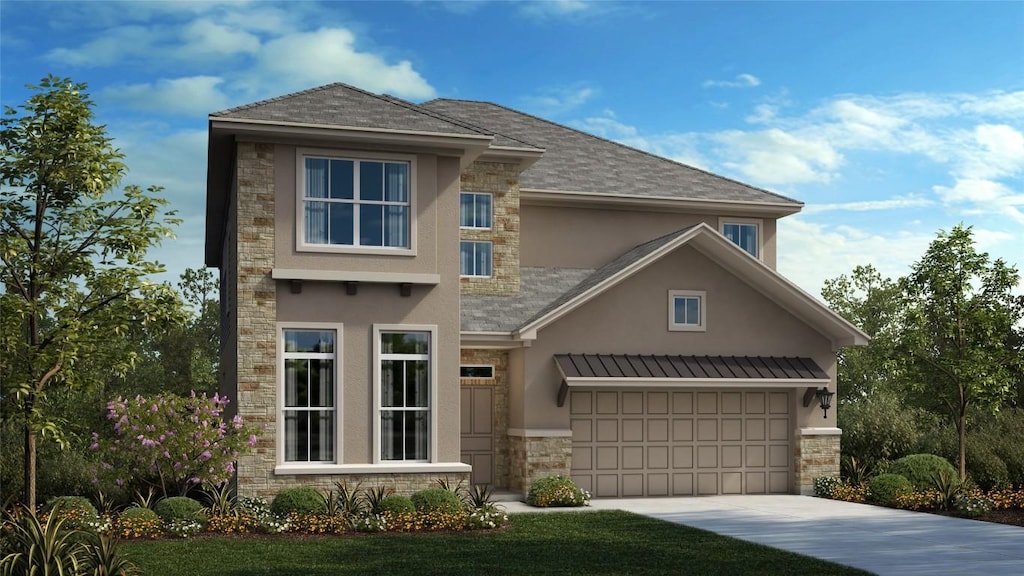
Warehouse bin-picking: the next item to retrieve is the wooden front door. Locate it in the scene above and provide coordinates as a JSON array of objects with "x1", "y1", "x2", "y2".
[{"x1": 460, "y1": 386, "x2": 494, "y2": 486}]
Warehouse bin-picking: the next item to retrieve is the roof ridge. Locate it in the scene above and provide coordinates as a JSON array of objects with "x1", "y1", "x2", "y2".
[
  {"x1": 429, "y1": 98, "x2": 801, "y2": 205},
  {"x1": 212, "y1": 83, "x2": 343, "y2": 116},
  {"x1": 420, "y1": 98, "x2": 543, "y2": 150},
  {"x1": 374, "y1": 93, "x2": 492, "y2": 138}
]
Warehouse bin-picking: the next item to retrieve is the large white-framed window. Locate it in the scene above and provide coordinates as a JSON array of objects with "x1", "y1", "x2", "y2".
[
  {"x1": 668, "y1": 290, "x2": 706, "y2": 332},
  {"x1": 373, "y1": 325, "x2": 437, "y2": 463},
  {"x1": 296, "y1": 149, "x2": 416, "y2": 254},
  {"x1": 278, "y1": 323, "x2": 342, "y2": 464},
  {"x1": 460, "y1": 241, "x2": 492, "y2": 277},
  {"x1": 460, "y1": 192, "x2": 492, "y2": 229},
  {"x1": 719, "y1": 217, "x2": 762, "y2": 259}
]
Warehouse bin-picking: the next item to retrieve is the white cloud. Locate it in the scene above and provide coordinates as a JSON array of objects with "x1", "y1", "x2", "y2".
[
  {"x1": 45, "y1": 25, "x2": 161, "y2": 66},
  {"x1": 713, "y1": 128, "x2": 843, "y2": 185},
  {"x1": 102, "y1": 76, "x2": 231, "y2": 116},
  {"x1": 180, "y1": 19, "x2": 260, "y2": 58},
  {"x1": 953, "y1": 124, "x2": 1024, "y2": 180},
  {"x1": 255, "y1": 28, "x2": 435, "y2": 99},
  {"x1": 524, "y1": 86, "x2": 596, "y2": 116},
  {"x1": 573, "y1": 113, "x2": 708, "y2": 169},
  {"x1": 934, "y1": 178, "x2": 1024, "y2": 224},
  {"x1": 702, "y1": 73, "x2": 761, "y2": 89},
  {"x1": 519, "y1": 0, "x2": 593, "y2": 18},
  {"x1": 802, "y1": 196, "x2": 935, "y2": 215}
]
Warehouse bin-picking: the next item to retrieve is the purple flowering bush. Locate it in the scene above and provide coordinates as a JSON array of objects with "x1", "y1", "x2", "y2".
[{"x1": 91, "y1": 391, "x2": 260, "y2": 497}]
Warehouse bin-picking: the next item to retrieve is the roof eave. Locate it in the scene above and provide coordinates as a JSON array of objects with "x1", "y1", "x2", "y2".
[
  {"x1": 521, "y1": 188, "x2": 803, "y2": 217},
  {"x1": 477, "y1": 146, "x2": 546, "y2": 171},
  {"x1": 209, "y1": 116, "x2": 495, "y2": 149}
]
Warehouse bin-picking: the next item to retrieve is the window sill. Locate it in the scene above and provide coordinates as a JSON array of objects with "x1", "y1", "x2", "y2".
[
  {"x1": 297, "y1": 244, "x2": 417, "y2": 257},
  {"x1": 274, "y1": 462, "x2": 472, "y2": 476},
  {"x1": 669, "y1": 325, "x2": 706, "y2": 332}
]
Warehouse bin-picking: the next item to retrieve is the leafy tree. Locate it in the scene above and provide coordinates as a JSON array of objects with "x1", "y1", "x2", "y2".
[
  {"x1": 0, "y1": 76, "x2": 181, "y2": 508},
  {"x1": 821, "y1": 264, "x2": 904, "y2": 402},
  {"x1": 899, "y1": 224, "x2": 1023, "y2": 482}
]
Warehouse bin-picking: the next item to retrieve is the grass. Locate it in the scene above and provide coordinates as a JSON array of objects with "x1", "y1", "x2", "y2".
[{"x1": 123, "y1": 510, "x2": 870, "y2": 575}]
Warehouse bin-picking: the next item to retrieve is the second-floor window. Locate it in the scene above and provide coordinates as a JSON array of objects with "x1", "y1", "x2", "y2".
[
  {"x1": 460, "y1": 192, "x2": 492, "y2": 229},
  {"x1": 460, "y1": 241, "x2": 492, "y2": 277},
  {"x1": 303, "y1": 156, "x2": 410, "y2": 249},
  {"x1": 721, "y1": 220, "x2": 760, "y2": 259}
]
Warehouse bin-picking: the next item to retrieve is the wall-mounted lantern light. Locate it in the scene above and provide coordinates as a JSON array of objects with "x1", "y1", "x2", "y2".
[{"x1": 803, "y1": 386, "x2": 836, "y2": 419}]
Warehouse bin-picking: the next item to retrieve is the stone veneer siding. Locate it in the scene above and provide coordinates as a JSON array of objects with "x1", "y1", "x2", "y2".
[
  {"x1": 795, "y1": 431, "x2": 841, "y2": 495},
  {"x1": 507, "y1": 435, "x2": 572, "y2": 493},
  {"x1": 459, "y1": 349, "x2": 510, "y2": 488},
  {"x1": 460, "y1": 161, "x2": 520, "y2": 296}
]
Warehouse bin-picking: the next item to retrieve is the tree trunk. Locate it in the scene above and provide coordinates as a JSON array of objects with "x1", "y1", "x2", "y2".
[
  {"x1": 958, "y1": 412, "x2": 967, "y2": 484},
  {"x1": 23, "y1": 395, "x2": 36, "y2": 510}
]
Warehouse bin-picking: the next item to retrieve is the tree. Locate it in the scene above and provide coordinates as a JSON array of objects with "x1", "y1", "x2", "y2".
[
  {"x1": 0, "y1": 76, "x2": 181, "y2": 508},
  {"x1": 821, "y1": 264, "x2": 904, "y2": 402},
  {"x1": 899, "y1": 224, "x2": 1024, "y2": 482}
]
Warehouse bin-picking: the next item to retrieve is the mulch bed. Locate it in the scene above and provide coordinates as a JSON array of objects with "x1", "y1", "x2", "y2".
[{"x1": 977, "y1": 509, "x2": 1024, "y2": 527}]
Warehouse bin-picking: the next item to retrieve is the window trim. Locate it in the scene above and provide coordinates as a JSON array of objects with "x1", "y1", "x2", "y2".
[
  {"x1": 718, "y1": 217, "x2": 762, "y2": 260},
  {"x1": 295, "y1": 147, "x2": 418, "y2": 256},
  {"x1": 668, "y1": 290, "x2": 706, "y2": 332},
  {"x1": 275, "y1": 322, "x2": 344, "y2": 468},
  {"x1": 460, "y1": 240, "x2": 493, "y2": 278},
  {"x1": 460, "y1": 365, "x2": 495, "y2": 379},
  {"x1": 372, "y1": 324, "x2": 439, "y2": 465},
  {"x1": 459, "y1": 192, "x2": 493, "y2": 230}
]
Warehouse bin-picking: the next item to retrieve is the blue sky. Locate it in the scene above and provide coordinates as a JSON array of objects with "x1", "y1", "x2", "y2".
[{"x1": 2, "y1": 0, "x2": 1022, "y2": 297}]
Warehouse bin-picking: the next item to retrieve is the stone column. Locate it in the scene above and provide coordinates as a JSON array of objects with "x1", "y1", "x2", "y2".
[{"x1": 795, "y1": 427, "x2": 842, "y2": 495}]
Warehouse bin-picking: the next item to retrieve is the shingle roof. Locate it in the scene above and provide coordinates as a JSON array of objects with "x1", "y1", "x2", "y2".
[
  {"x1": 555, "y1": 354, "x2": 829, "y2": 381},
  {"x1": 421, "y1": 99, "x2": 800, "y2": 205},
  {"x1": 211, "y1": 83, "x2": 499, "y2": 140},
  {"x1": 462, "y1": 267, "x2": 595, "y2": 332}
]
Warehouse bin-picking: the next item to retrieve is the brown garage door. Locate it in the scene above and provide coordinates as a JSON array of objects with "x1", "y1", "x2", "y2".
[{"x1": 570, "y1": 389, "x2": 791, "y2": 497}]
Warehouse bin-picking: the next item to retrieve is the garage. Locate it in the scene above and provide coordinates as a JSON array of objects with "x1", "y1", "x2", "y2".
[{"x1": 556, "y1": 354, "x2": 830, "y2": 497}]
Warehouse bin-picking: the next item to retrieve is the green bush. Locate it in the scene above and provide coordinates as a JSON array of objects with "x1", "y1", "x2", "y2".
[
  {"x1": 379, "y1": 494, "x2": 415, "y2": 515},
  {"x1": 868, "y1": 473, "x2": 912, "y2": 506},
  {"x1": 411, "y1": 488, "x2": 463, "y2": 514},
  {"x1": 270, "y1": 487, "x2": 325, "y2": 515},
  {"x1": 983, "y1": 409, "x2": 1024, "y2": 486},
  {"x1": 154, "y1": 496, "x2": 204, "y2": 523},
  {"x1": 526, "y1": 475, "x2": 591, "y2": 507},
  {"x1": 813, "y1": 476, "x2": 842, "y2": 499},
  {"x1": 43, "y1": 496, "x2": 99, "y2": 519},
  {"x1": 838, "y1": 393, "x2": 923, "y2": 472},
  {"x1": 887, "y1": 454, "x2": 957, "y2": 488},
  {"x1": 114, "y1": 506, "x2": 162, "y2": 539},
  {"x1": 966, "y1": 437, "x2": 1010, "y2": 490}
]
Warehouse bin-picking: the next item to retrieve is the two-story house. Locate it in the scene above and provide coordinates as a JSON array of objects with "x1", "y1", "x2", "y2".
[{"x1": 205, "y1": 83, "x2": 867, "y2": 499}]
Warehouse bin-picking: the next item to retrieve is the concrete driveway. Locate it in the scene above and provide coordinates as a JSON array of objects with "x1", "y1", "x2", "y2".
[{"x1": 503, "y1": 495, "x2": 1024, "y2": 575}]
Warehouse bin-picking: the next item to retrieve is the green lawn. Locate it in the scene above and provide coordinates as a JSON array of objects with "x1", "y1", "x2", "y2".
[{"x1": 123, "y1": 511, "x2": 870, "y2": 576}]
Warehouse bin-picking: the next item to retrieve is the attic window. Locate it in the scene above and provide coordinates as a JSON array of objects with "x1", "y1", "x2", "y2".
[{"x1": 668, "y1": 290, "x2": 706, "y2": 332}]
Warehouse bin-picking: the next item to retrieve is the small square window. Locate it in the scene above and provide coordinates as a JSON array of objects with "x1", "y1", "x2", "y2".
[
  {"x1": 460, "y1": 193, "x2": 492, "y2": 229},
  {"x1": 460, "y1": 365, "x2": 494, "y2": 378},
  {"x1": 668, "y1": 290, "x2": 706, "y2": 332},
  {"x1": 460, "y1": 241, "x2": 492, "y2": 277},
  {"x1": 720, "y1": 219, "x2": 760, "y2": 259}
]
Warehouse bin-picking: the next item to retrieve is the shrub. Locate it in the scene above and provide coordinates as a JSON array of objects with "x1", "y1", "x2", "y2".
[
  {"x1": 893, "y1": 488, "x2": 943, "y2": 511},
  {"x1": 813, "y1": 476, "x2": 842, "y2": 498},
  {"x1": 831, "y1": 483, "x2": 867, "y2": 503},
  {"x1": 887, "y1": 454, "x2": 957, "y2": 489},
  {"x1": 154, "y1": 496, "x2": 204, "y2": 523},
  {"x1": 466, "y1": 508, "x2": 508, "y2": 530},
  {"x1": 966, "y1": 437, "x2": 1011, "y2": 490},
  {"x1": 379, "y1": 494, "x2": 415, "y2": 515},
  {"x1": 411, "y1": 488, "x2": 463, "y2": 514},
  {"x1": 838, "y1": 393, "x2": 923, "y2": 471},
  {"x1": 954, "y1": 491, "x2": 994, "y2": 518},
  {"x1": 114, "y1": 507, "x2": 162, "y2": 539},
  {"x1": 868, "y1": 473, "x2": 912, "y2": 506},
  {"x1": 42, "y1": 496, "x2": 99, "y2": 529},
  {"x1": 270, "y1": 486, "x2": 325, "y2": 515},
  {"x1": 990, "y1": 409, "x2": 1024, "y2": 485},
  {"x1": 526, "y1": 475, "x2": 591, "y2": 507}
]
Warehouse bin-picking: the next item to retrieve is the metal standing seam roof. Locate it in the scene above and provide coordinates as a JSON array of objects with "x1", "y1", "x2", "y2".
[
  {"x1": 555, "y1": 354, "x2": 830, "y2": 381},
  {"x1": 421, "y1": 98, "x2": 802, "y2": 206}
]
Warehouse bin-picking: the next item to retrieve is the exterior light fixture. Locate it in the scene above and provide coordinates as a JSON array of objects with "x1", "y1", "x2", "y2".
[{"x1": 815, "y1": 387, "x2": 835, "y2": 419}]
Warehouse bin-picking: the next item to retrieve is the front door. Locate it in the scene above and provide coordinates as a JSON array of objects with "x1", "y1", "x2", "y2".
[{"x1": 460, "y1": 386, "x2": 494, "y2": 486}]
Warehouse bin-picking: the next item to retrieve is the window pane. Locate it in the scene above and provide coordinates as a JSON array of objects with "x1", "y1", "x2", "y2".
[
  {"x1": 360, "y1": 161, "x2": 384, "y2": 201},
  {"x1": 309, "y1": 359, "x2": 333, "y2": 407},
  {"x1": 382, "y1": 360, "x2": 402, "y2": 407},
  {"x1": 329, "y1": 203, "x2": 353, "y2": 245},
  {"x1": 406, "y1": 360, "x2": 428, "y2": 408},
  {"x1": 475, "y1": 243, "x2": 492, "y2": 276},
  {"x1": 686, "y1": 297, "x2": 700, "y2": 325},
  {"x1": 460, "y1": 193, "x2": 474, "y2": 227},
  {"x1": 407, "y1": 412, "x2": 428, "y2": 461},
  {"x1": 724, "y1": 223, "x2": 758, "y2": 257},
  {"x1": 460, "y1": 366, "x2": 494, "y2": 378},
  {"x1": 285, "y1": 330, "x2": 334, "y2": 353},
  {"x1": 360, "y1": 204, "x2": 383, "y2": 246},
  {"x1": 384, "y1": 163, "x2": 409, "y2": 202},
  {"x1": 673, "y1": 298, "x2": 687, "y2": 324},
  {"x1": 382, "y1": 411, "x2": 400, "y2": 460},
  {"x1": 381, "y1": 332, "x2": 429, "y2": 354},
  {"x1": 284, "y1": 411, "x2": 308, "y2": 462},
  {"x1": 383, "y1": 206, "x2": 408, "y2": 248},
  {"x1": 305, "y1": 158, "x2": 328, "y2": 199},
  {"x1": 310, "y1": 410, "x2": 333, "y2": 462},
  {"x1": 476, "y1": 194, "x2": 491, "y2": 228},
  {"x1": 460, "y1": 241, "x2": 473, "y2": 275},
  {"x1": 304, "y1": 201, "x2": 329, "y2": 244},
  {"x1": 284, "y1": 359, "x2": 305, "y2": 407},
  {"x1": 329, "y1": 160, "x2": 354, "y2": 199}
]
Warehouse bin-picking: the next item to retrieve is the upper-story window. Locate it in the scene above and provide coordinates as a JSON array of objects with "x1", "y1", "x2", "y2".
[
  {"x1": 668, "y1": 290, "x2": 706, "y2": 332},
  {"x1": 460, "y1": 241, "x2": 492, "y2": 277},
  {"x1": 720, "y1": 218, "x2": 761, "y2": 259},
  {"x1": 301, "y1": 153, "x2": 412, "y2": 250},
  {"x1": 460, "y1": 192, "x2": 492, "y2": 229}
]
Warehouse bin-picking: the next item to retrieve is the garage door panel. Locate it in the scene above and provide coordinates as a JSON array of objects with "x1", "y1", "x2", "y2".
[{"x1": 571, "y1": 389, "x2": 792, "y2": 497}]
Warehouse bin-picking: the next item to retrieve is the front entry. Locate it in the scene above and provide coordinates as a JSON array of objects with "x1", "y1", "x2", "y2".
[{"x1": 460, "y1": 386, "x2": 494, "y2": 486}]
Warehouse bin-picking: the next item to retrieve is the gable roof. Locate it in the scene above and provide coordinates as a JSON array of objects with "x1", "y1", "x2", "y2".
[
  {"x1": 421, "y1": 99, "x2": 801, "y2": 207},
  {"x1": 462, "y1": 222, "x2": 867, "y2": 348}
]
